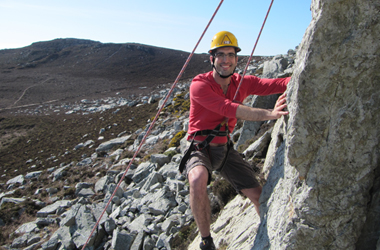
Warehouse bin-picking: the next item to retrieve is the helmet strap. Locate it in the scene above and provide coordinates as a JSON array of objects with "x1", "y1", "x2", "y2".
[{"x1": 211, "y1": 56, "x2": 235, "y2": 79}]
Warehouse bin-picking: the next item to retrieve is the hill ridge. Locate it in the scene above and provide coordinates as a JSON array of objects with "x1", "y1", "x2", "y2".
[{"x1": 0, "y1": 38, "x2": 212, "y2": 111}]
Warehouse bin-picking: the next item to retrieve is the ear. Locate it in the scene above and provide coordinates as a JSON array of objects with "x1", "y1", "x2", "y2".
[{"x1": 210, "y1": 55, "x2": 214, "y2": 65}]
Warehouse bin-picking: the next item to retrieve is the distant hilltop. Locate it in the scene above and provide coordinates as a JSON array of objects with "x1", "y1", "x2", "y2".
[{"x1": 0, "y1": 38, "x2": 212, "y2": 111}]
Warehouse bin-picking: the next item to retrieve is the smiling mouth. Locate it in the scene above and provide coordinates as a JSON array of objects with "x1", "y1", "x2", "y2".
[{"x1": 220, "y1": 64, "x2": 231, "y2": 70}]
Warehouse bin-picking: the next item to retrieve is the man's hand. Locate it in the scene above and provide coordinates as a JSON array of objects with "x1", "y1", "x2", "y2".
[{"x1": 270, "y1": 93, "x2": 289, "y2": 119}]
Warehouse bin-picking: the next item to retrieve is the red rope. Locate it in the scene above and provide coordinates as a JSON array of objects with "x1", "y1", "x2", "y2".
[
  {"x1": 233, "y1": 0, "x2": 275, "y2": 101},
  {"x1": 80, "y1": 1, "x2": 224, "y2": 249}
]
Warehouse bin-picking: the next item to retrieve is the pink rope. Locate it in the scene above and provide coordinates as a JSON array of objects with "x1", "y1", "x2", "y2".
[
  {"x1": 233, "y1": 0, "x2": 275, "y2": 101},
  {"x1": 80, "y1": 1, "x2": 225, "y2": 249}
]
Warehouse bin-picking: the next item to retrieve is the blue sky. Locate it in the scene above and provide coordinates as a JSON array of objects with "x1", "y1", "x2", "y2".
[{"x1": 0, "y1": 0, "x2": 312, "y2": 56}]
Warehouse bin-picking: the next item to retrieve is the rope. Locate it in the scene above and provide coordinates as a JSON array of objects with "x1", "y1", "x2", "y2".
[
  {"x1": 232, "y1": 0, "x2": 275, "y2": 101},
  {"x1": 80, "y1": 1, "x2": 224, "y2": 249}
]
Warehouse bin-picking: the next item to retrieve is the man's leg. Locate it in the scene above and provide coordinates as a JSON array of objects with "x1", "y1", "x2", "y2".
[
  {"x1": 188, "y1": 165, "x2": 211, "y2": 237},
  {"x1": 241, "y1": 186, "x2": 262, "y2": 216}
]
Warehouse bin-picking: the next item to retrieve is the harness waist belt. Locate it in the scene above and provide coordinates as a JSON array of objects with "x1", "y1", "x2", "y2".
[{"x1": 191, "y1": 130, "x2": 228, "y2": 137}]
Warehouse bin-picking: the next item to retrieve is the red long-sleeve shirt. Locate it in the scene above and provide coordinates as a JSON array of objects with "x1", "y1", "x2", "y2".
[{"x1": 188, "y1": 71, "x2": 290, "y2": 144}]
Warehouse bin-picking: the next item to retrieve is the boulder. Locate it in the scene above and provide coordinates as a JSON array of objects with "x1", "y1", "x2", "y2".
[
  {"x1": 95, "y1": 135, "x2": 131, "y2": 153},
  {"x1": 111, "y1": 228, "x2": 135, "y2": 250},
  {"x1": 150, "y1": 154, "x2": 171, "y2": 167},
  {"x1": 6, "y1": 174, "x2": 25, "y2": 185},
  {"x1": 255, "y1": 0, "x2": 380, "y2": 249},
  {"x1": 36, "y1": 200, "x2": 71, "y2": 217}
]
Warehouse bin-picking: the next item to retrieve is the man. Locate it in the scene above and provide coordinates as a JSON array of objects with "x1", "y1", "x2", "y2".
[{"x1": 180, "y1": 31, "x2": 291, "y2": 250}]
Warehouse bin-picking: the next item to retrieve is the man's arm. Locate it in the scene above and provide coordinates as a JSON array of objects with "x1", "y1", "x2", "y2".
[{"x1": 236, "y1": 93, "x2": 289, "y2": 121}]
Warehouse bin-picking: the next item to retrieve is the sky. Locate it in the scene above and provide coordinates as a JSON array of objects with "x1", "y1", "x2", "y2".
[{"x1": 0, "y1": 0, "x2": 312, "y2": 56}]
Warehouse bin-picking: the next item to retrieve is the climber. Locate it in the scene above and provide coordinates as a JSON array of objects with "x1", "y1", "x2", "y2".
[{"x1": 179, "y1": 31, "x2": 291, "y2": 250}]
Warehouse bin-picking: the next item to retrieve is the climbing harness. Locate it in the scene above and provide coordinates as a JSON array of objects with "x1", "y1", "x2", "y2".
[
  {"x1": 80, "y1": 1, "x2": 225, "y2": 250},
  {"x1": 179, "y1": 121, "x2": 230, "y2": 173}
]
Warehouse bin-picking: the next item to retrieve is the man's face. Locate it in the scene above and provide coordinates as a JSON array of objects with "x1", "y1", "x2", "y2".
[{"x1": 211, "y1": 47, "x2": 238, "y2": 77}]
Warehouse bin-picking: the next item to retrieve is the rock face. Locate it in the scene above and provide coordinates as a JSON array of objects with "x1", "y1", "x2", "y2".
[{"x1": 257, "y1": 0, "x2": 380, "y2": 249}]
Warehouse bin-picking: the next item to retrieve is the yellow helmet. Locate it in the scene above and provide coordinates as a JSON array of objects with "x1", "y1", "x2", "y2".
[{"x1": 209, "y1": 31, "x2": 241, "y2": 54}]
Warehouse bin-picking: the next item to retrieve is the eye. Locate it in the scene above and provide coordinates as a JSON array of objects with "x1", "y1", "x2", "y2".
[
  {"x1": 215, "y1": 53, "x2": 236, "y2": 59},
  {"x1": 215, "y1": 53, "x2": 225, "y2": 58}
]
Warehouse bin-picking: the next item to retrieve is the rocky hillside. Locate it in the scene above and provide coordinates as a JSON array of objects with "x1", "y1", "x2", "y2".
[
  {"x1": 0, "y1": 46, "x2": 294, "y2": 250},
  {"x1": 0, "y1": 36, "x2": 279, "y2": 249}
]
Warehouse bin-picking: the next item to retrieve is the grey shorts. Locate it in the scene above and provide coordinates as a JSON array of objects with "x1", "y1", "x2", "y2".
[{"x1": 183, "y1": 144, "x2": 260, "y2": 192}]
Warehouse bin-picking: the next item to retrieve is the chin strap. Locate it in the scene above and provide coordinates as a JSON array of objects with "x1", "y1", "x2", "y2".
[
  {"x1": 211, "y1": 57, "x2": 235, "y2": 78},
  {"x1": 212, "y1": 64, "x2": 235, "y2": 78}
]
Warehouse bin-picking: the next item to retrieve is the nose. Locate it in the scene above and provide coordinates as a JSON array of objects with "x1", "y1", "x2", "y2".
[{"x1": 221, "y1": 54, "x2": 229, "y2": 62}]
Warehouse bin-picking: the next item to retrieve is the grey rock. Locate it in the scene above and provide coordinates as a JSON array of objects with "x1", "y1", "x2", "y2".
[
  {"x1": 111, "y1": 227, "x2": 135, "y2": 250},
  {"x1": 11, "y1": 233, "x2": 29, "y2": 248},
  {"x1": 104, "y1": 217, "x2": 116, "y2": 235},
  {"x1": 255, "y1": 0, "x2": 380, "y2": 249},
  {"x1": 35, "y1": 217, "x2": 56, "y2": 227},
  {"x1": 0, "y1": 197, "x2": 25, "y2": 208},
  {"x1": 148, "y1": 190, "x2": 177, "y2": 216},
  {"x1": 95, "y1": 135, "x2": 132, "y2": 153},
  {"x1": 132, "y1": 162, "x2": 156, "y2": 183},
  {"x1": 71, "y1": 205, "x2": 97, "y2": 249},
  {"x1": 77, "y1": 157, "x2": 93, "y2": 166},
  {"x1": 36, "y1": 200, "x2": 71, "y2": 217},
  {"x1": 127, "y1": 213, "x2": 153, "y2": 233},
  {"x1": 27, "y1": 234, "x2": 41, "y2": 246},
  {"x1": 243, "y1": 129, "x2": 272, "y2": 160},
  {"x1": 77, "y1": 188, "x2": 95, "y2": 198},
  {"x1": 15, "y1": 221, "x2": 38, "y2": 234},
  {"x1": 161, "y1": 215, "x2": 181, "y2": 236},
  {"x1": 46, "y1": 187, "x2": 58, "y2": 195},
  {"x1": 156, "y1": 233, "x2": 172, "y2": 249},
  {"x1": 150, "y1": 154, "x2": 170, "y2": 167},
  {"x1": 141, "y1": 172, "x2": 164, "y2": 193},
  {"x1": 25, "y1": 171, "x2": 42, "y2": 179},
  {"x1": 6, "y1": 174, "x2": 25, "y2": 185},
  {"x1": 130, "y1": 230, "x2": 145, "y2": 250},
  {"x1": 146, "y1": 135, "x2": 159, "y2": 145},
  {"x1": 95, "y1": 175, "x2": 112, "y2": 193},
  {"x1": 54, "y1": 226, "x2": 74, "y2": 249},
  {"x1": 262, "y1": 55, "x2": 288, "y2": 78},
  {"x1": 52, "y1": 164, "x2": 70, "y2": 182},
  {"x1": 143, "y1": 235, "x2": 156, "y2": 250},
  {"x1": 41, "y1": 234, "x2": 59, "y2": 250},
  {"x1": 75, "y1": 182, "x2": 95, "y2": 196}
]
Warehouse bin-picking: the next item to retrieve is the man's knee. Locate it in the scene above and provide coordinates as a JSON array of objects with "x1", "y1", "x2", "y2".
[
  {"x1": 241, "y1": 186, "x2": 262, "y2": 202},
  {"x1": 188, "y1": 165, "x2": 209, "y2": 191}
]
